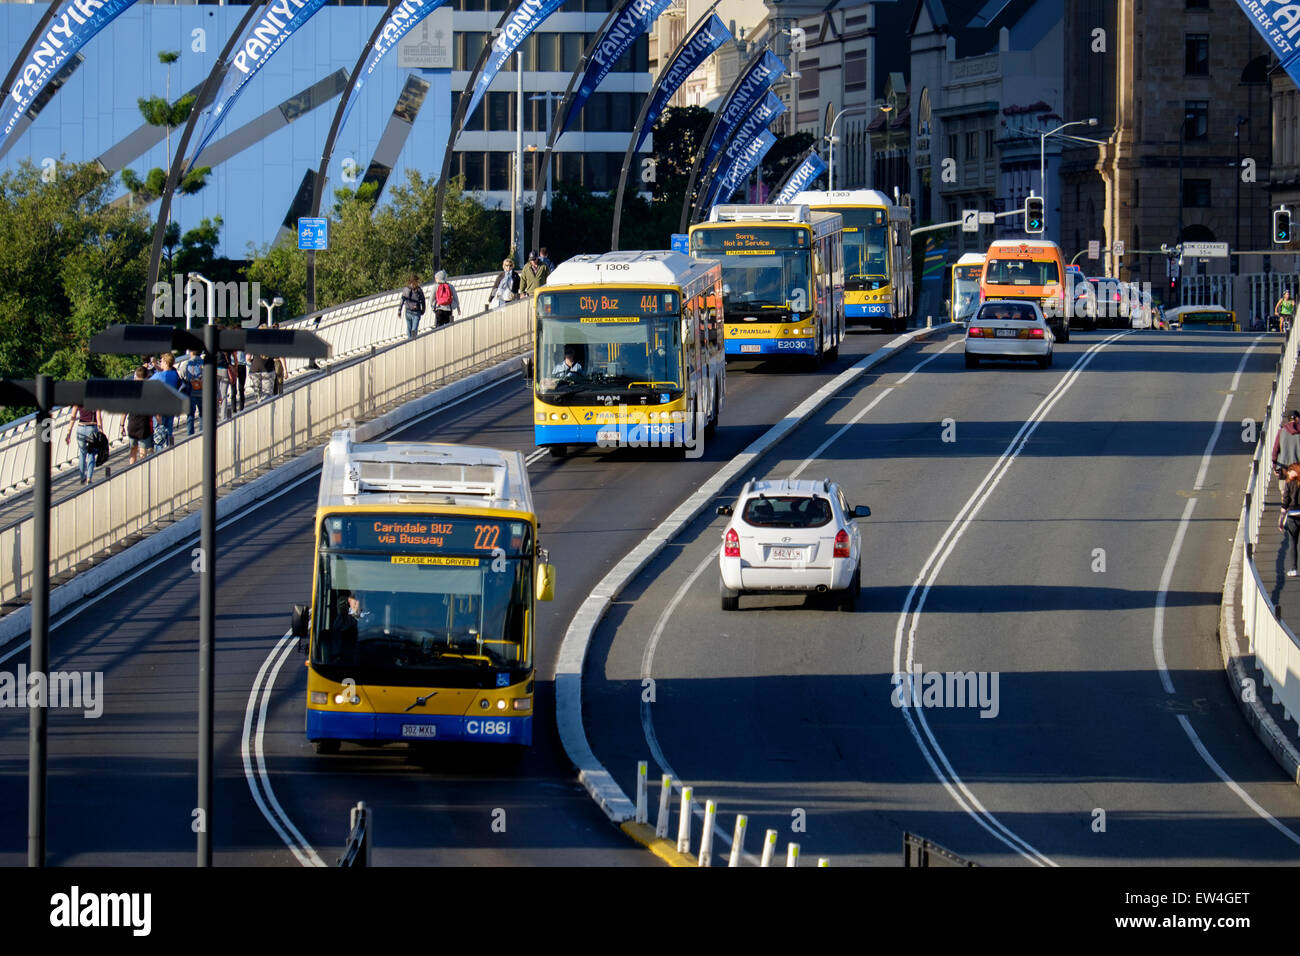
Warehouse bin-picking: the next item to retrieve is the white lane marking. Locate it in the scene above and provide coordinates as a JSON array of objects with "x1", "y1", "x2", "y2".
[
  {"x1": 894, "y1": 330, "x2": 1131, "y2": 865},
  {"x1": 525, "y1": 447, "x2": 548, "y2": 466},
  {"x1": 241, "y1": 631, "x2": 326, "y2": 867},
  {"x1": 1177, "y1": 714, "x2": 1300, "y2": 847},
  {"x1": 1150, "y1": 337, "x2": 1300, "y2": 843},
  {"x1": 638, "y1": 343, "x2": 957, "y2": 864}
]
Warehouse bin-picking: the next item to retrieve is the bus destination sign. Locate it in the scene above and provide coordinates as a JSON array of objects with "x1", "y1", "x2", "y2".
[
  {"x1": 325, "y1": 515, "x2": 530, "y2": 555},
  {"x1": 539, "y1": 290, "x2": 676, "y2": 318}
]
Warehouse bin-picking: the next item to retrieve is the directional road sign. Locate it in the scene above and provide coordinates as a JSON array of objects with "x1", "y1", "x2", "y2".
[
  {"x1": 1088, "y1": 240, "x2": 1100, "y2": 259},
  {"x1": 1180, "y1": 241, "x2": 1229, "y2": 258},
  {"x1": 978, "y1": 211, "x2": 996, "y2": 224},
  {"x1": 962, "y1": 209, "x2": 979, "y2": 233}
]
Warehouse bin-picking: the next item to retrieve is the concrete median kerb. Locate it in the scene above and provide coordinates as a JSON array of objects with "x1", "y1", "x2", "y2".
[
  {"x1": 555, "y1": 324, "x2": 962, "y2": 831},
  {"x1": 0, "y1": 356, "x2": 526, "y2": 651}
]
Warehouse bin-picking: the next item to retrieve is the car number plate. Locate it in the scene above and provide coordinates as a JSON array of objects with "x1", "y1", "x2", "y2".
[
  {"x1": 995, "y1": 328, "x2": 1017, "y2": 338},
  {"x1": 596, "y1": 430, "x2": 619, "y2": 442},
  {"x1": 740, "y1": 344, "x2": 761, "y2": 353},
  {"x1": 770, "y1": 547, "x2": 804, "y2": 560},
  {"x1": 401, "y1": 724, "x2": 437, "y2": 738}
]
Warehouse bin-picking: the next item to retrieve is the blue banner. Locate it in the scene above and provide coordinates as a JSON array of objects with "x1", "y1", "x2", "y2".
[
  {"x1": 191, "y1": 0, "x2": 333, "y2": 164},
  {"x1": 707, "y1": 128, "x2": 776, "y2": 210},
  {"x1": 634, "y1": 13, "x2": 730, "y2": 152},
  {"x1": 712, "y1": 90, "x2": 784, "y2": 174},
  {"x1": 339, "y1": 0, "x2": 451, "y2": 135},
  {"x1": 1234, "y1": 1, "x2": 1300, "y2": 84},
  {"x1": 462, "y1": 0, "x2": 566, "y2": 129},
  {"x1": 559, "y1": 0, "x2": 672, "y2": 136},
  {"x1": 774, "y1": 153, "x2": 827, "y2": 203},
  {"x1": 1, "y1": 0, "x2": 140, "y2": 150},
  {"x1": 701, "y1": 51, "x2": 785, "y2": 172}
]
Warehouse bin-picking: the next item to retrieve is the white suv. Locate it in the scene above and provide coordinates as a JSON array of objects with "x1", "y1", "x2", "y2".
[{"x1": 717, "y1": 478, "x2": 870, "y2": 611}]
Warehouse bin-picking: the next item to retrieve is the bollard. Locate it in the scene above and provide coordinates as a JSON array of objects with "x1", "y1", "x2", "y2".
[
  {"x1": 760, "y1": 829, "x2": 778, "y2": 867},
  {"x1": 635, "y1": 761, "x2": 648, "y2": 825},
  {"x1": 728, "y1": 815, "x2": 748, "y2": 867},
  {"x1": 927, "y1": 314, "x2": 933, "y2": 328},
  {"x1": 787, "y1": 843, "x2": 800, "y2": 867},
  {"x1": 676, "y1": 786, "x2": 694, "y2": 854},
  {"x1": 655, "y1": 774, "x2": 672, "y2": 838},
  {"x1": 818, "y1": 858, "x2": 830, "y2": 867},
  {"x1": 698, "y1": 799, "x2": 716, "y2": 867}
]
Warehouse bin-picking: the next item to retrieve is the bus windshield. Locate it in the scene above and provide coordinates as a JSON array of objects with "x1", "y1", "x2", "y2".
[
  {"x1": 314, "y1": 514, "x2": 533, "y2": 686},
  {"x1": 691, "y1": 226, "x2": 811, "y2": 312},
  {"x1": 536, "y1": 314, "x2": 682, "y2": 395},
  {"x1": 984, "y1": 258, "x2": 1061, "y2": 286},
  {"x1": 838, "y1": 208, "x2": 889, "y2": 280},
  {"x1": 951, "y1": 264, "x2": 982, "y2": 320}
]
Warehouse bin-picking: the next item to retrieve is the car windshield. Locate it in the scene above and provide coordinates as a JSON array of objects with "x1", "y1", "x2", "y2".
[
  {"x1": 977, "y1": 303, "x2": 1038, "y2": 322},
  {"x1": 742, "y1": 495, "x2": 833, "y2": 528}
]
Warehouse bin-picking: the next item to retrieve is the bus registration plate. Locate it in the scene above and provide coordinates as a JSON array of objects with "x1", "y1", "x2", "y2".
[
  {"x1": 740, "y1": 344, "x2": 761, "y2": 353},
  {"x1": 597, "y1": 430, "x2": 619, "y2": 443},
  {"x1": 402, "y1": 724, "x2": 437, "y2": 738}
]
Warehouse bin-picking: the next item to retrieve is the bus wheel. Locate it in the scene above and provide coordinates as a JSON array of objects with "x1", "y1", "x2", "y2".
[
  {"x1": 313, "y1": 739, "x2": 340, "y2": 755},
  {"x1": 548, "y1": 444, "x2": 567, "y2": 459}
]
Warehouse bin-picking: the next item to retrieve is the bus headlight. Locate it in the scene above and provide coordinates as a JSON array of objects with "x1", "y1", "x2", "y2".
[
  {"x1": 550, "y1": 413, "x2": 560, "y2": 421},
  {"x1": 497, "y1": 699, "x2": 507, "y2": 710}
]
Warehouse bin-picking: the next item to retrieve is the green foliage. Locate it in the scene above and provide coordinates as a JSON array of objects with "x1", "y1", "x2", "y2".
[
  {"x1": 762, "y1": 133, "x2": 815, "y2": 189},
  {"x1": 0, "y1": 160, "x2": 152, "y2": 421},
  {"x1": 120, "y1": 164, "x2": 209, "y2": 203},
  {"x1": 244, "y1": 170, "x2": 508, "y2": 318},
  {"x1": 157, "y1": 50, "x2": 180, "y2": 66}
]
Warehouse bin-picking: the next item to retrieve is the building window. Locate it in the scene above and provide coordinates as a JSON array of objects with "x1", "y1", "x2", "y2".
[
  {"x1": 1185, "y1": 35, "x2": 1209, "y2": 75},
  {"x1": 488, "y1": 153, "x2": 511, "y2": 192},
  {"x1": 1186, "y1": 0, "x2": 1208, "y2": 7},
  {"x1": 947, "y1": 133, "x2": 957, "y2": 161},
  {"x1": 984, "y1": 129, "x2": 994, "y2": 159},
  {"x1": 801, "y1": 67, "x2": 819, "y2": 99},
  {"x1": 455, "y1": 31, "x2": 489, "y2": 70},
  {"x1": 845, "y1": 50, "x2": 866, "y2": 93},
  {"x1": 965, "y1": 131, "x2": 978, "y2": 159},
  {"x1": 536, "y1": 33, "x2": 559, "y2": 72},
  {"x1": 1184, "y1": 101, "x2": 1209, "y2": 140},
  {"x1": 462, "y1": 152, "x2": 486, "y2": 191},
  {"x1": 1182, "y1": 178, "x2": 1212, "y2": 207}
]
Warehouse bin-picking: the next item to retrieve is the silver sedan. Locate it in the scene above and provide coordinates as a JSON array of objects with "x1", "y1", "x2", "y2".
[{"x1": 964, "y1": 300, "x2": 1055, "y2": 368}]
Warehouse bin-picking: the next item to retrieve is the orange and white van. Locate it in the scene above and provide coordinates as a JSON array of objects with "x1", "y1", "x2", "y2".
[{"x1": 979, "y1": 239, "x2": 1070, "y2": 342}]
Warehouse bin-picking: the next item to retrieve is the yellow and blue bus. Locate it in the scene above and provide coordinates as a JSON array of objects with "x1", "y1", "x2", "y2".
[
  {"x1": 291, "y1": 433, "x2": 554, "y2": 754},
  {"x1": 689, "y1": 204, "x2": 845, "y2": 365},
  {"x1": 534, "y1": 250, "x2": 725, "y2": 458},
  {"x1": 793, "y1": 189, "x2": 912, "y2": 332}
]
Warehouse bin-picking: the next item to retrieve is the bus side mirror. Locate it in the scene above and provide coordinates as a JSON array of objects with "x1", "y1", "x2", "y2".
[
  {"x1": 521, "y1": 355, "x2": 534, "y2": 382},
  {"x1": 853, "y1": 505, "x2": 871, "y2": 518},
  {"x1": 536, "y1": 563, "x2": 555, "y2": 602},
  {"x1": 291, "y1": 604, "x2": 309, "y2": 652}
]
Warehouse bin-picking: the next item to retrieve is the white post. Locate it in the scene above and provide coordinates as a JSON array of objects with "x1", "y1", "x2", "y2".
[
  {"x1": 786, "y1": 843, "x2": 800, "y2": 867},
  {"x1": 676, "y1": 786, "x2": 693, "y2": 854},
  {"x1": 635, "y1": 761, "x2": 648, "y2": 824},
  {"x1": 515, "y1": 50, "x2": 524, "y2": 261},
  {"x1": 655, "y1": 774, "x2": 671, "y2": 838},
  {"x1": 760, "y1": 829, "x2": 777, "y2": 867},
  {"x1": 698, "y1": 799, "x2": 716, "y2": 867},
  {"x1": 728, "y1": 814, "x2": 747, "y2": 867},
  {"x1": 818, "y1": 858, "x2": 829, "y2": 867}
]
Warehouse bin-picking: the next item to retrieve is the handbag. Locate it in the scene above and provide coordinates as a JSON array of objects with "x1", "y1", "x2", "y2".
[{"x1": 92, "y1": 429, "x2": 110, "y2": 466}]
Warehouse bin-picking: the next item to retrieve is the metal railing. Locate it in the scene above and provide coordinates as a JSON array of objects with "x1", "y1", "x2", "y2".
[
  {"x1": 0, "y1": 297, "x2": 531, "y2": 608},
  {"x1": 1238, "y1": 327, "x2": 1300, "y2": 734},
  {"x1": 0, "y1": 272, "x2": 499, "y2": 500}
]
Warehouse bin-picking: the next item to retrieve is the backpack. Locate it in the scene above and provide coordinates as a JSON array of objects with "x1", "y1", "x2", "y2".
[{"x1": 435, "y1": 282, "x2": 453, "y2": 307}]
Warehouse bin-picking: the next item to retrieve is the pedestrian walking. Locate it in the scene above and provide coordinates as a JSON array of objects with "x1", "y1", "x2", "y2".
[
  {"x1": 399, "y1": 274, "x2": 426, "y2": 338},
  {"x1": 65, "y1": 403, "x2": 104, "y2": 485},
  {"x1": 1274, "y1": 409, "x2": 1300, "y2": 495},
  {"x1": 151, "y1": 351, "x2": 180, "y2": 450},
  {"x1": 215, "y1": 345, "x2": 232, "y2": 420},
  {"x1": 539, "y1": 247, "x2": 554, "y2": 271},
  {"x1": 120, "y1": 366, "x2": 154, "y2": 464},
  {"x1": 178, "y1": 349, "x2": 204, "y2": 435},
  {"x1": 489, "y1": 258, "x2": 520, "y2": 309},
  {"x1": 520, "y1": 250, "x2": 549, "y2": 298},
  {"x1": 249, "y1": 327, "x2": 277, "y2": 403},
  {"x1": 432, "y1": 270, "x2": 460, "y2": 328},
  {"x1": 234, "y1": 347, "x2": 248, "y2": 411},
  {"x1": 1281, "y1": 464, "x2": 1300, "y2": 577}
]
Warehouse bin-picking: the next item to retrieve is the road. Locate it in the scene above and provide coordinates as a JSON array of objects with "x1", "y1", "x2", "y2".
[
  {"x1": 0, "y1": 331, "x2": 897, "y2": 865},
  {"x1": 582, "y1": 328, "x2": 1300, "y2": 865}
]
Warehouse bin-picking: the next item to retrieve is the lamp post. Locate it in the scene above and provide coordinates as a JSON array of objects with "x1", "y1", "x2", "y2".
[
  {"x1": 90, "y1": 323, "x2": 329, "y2": 866},
  {"x1": 826, "y1": 105, "x2": 869, "y2": 191},
  {"x1": 258, "y1": 296, "x2": 285, "y2": 326},
  {"x1": 514, "y1": 51, "x2": 525, "y2": 261},
  {"x1": 877, "y1": 99, "x2": 895, "y2": 196},
  {"x1": 186, "y1": 273, "x2": 215, "y2": 331},
  {"x1": 1039, "y1": 117, "x2": 1097, "y2": 236},
  {"x1": 0, "y1": 375, "x2": 187, "y2": 867},
  {"x1": 528, "y1": 92, "x2": 558, "y2": 215}
]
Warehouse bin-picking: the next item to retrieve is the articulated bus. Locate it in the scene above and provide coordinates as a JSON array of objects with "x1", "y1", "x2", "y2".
[
  {"x1": 948, "y1": 252, "x2": 986, "y2": 324},
  {"x1": 533, "y1": 250, "x2": 725, "y2": 457},
  {"x1": 793, "y1": 189, "x2": 913, "y2": 332},
  {"x1": 689, "y1": 204, "x2": 845, "y2": 365},
  {"x1": 291, "y1": 433, "x2": 555, "y2": 754}
]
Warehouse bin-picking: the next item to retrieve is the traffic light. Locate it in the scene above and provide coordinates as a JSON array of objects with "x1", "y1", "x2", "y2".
[
  {"x1": 1025, "y1": 196, "x2": 1045, "y2": 234},
  {"x1": 1275, "y1": 207, "x2": 1292, "y2": 245}
]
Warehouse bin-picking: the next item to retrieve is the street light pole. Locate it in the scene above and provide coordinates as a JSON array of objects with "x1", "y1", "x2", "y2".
[
  {"x1": 28, "y1": 373, "x2": 51, "y2": 867},
  {"x1": 515, "y1": 51, "x2": 524, "y2": 261},
  {"x1": 826, "y1": 105, "x2": 869, "y2": 191},
  {"x1": 1039, "y1": 117, "x2": 1097, "y2": 237}
]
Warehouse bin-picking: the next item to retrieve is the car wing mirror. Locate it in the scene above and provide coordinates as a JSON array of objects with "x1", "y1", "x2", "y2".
[
  {"x1": 853, "y1": 505, "x2": 871, "y2": 518},
  {"x1": 716, "y1": 505, "x2": 733, "y2": 516}
]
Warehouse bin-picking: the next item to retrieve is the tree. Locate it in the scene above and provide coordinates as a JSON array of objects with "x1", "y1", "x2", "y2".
[
  {"x1": 761, "y1": 132, "x2": 815, "y2": 191},
  {"x1": 0, "y1": 160, "x2": 148, "y2": 420}
]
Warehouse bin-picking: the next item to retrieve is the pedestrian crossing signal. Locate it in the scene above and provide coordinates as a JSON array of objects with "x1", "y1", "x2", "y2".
[
  {"x1": 1275, "y1": 208, "x2": 1292, "y2": 245},
  {"x1": 1025, "y1": 196, "x2": 1045, "y2": 234}
]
